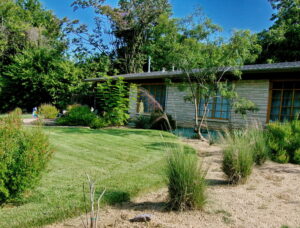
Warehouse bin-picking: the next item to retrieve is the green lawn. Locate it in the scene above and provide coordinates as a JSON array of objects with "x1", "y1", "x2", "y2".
[
  {"x1": 0, "y1": 127, "x2": 179, "y2": 228},
  {"x1": 0, "y1": 113, "x2": 32, "y2": 119}
]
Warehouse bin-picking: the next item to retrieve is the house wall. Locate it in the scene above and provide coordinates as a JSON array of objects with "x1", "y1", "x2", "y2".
[
  {"x1": 128, "y1": 80, "x2": 270, "y2": 129},
  {"x1": 230, "y1": 80, "x2": 270, "y2": 128}
]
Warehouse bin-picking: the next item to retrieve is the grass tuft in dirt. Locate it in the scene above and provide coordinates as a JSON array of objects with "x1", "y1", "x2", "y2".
[{"x1": 165, "y1": 143, "x2": 207, "y2": 211}]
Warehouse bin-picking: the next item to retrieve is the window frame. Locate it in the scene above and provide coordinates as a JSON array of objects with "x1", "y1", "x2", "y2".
[
  {"x1": 267, "y1": 80, "x2": 300, "y2": 122},
  {"x1": 137, "y1": 83, "x2": 167, "y2": 114},
  {"x1": 198, "y1": 94, "x2": 230, "y2": 121}
]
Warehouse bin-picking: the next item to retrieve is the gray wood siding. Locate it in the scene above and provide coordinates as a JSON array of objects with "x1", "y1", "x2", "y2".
[
  {"x1": 230, "y1": 80, "x2": 270, "y2": 128},
  {"x1": 128, "y1": 80, "x2": 270, "y2": 129}
]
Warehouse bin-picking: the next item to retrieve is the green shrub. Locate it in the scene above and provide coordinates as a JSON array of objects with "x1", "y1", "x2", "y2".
[
  {"x1": 39, "y1": 104, "x2": 59, "y2": 119},
  {"x1": 166, "y1": 144, "x2": 206, "y2": 211},
  {"x1": 266, "y1": 121, "x2": 300, "y2": 164},
  {"x1": 134, "y1": 115, "x2": 152, "y2": 129},
  {"x1": 221, "y1": 130, "x2": 254, "y2": 184},
  {"x1": 13, "y1": 107, "x2": 22, "y2": 115},
  {"x1": 246, "y1": 126, "x2": 269, "y2": 165},
  {"x1": 66, "y1": 103, "x2": 81, "y2": 112},
  {"x1": 150, "y1": 111, "x2": 176, "y2": 131},
  {"x1": 0, "y1": 110, "x2": 52, "y2": 203},
  {"x1": 89, "y1": 117, "x2": 108, "y2": 129},
  {"x1": 96, "y1": 77, "x2": 129, "y2": 126},
  {"x1": 57, "y1": 105, "x2": 96, "y2": 126}
]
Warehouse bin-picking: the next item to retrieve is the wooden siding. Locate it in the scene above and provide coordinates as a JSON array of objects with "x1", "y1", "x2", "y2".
[
  {"x1": 230, "y1": 80, "x2": 270, "y2": 128},
  {"x1": 128, "y1": 80, "x2": 270, "y2": 129}
]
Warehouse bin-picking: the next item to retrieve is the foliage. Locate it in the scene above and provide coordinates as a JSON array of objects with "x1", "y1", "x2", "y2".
[
  {"x1": 96, "y1": 77, "x2": 129, "y2": 126},
  {"x1": 0, "y1": 0, "x2": 82, "y2": 113},
  {"x1": 166, "y1": 144, "x2": 206, "y2": 210},
  {"x1": 134, "y1": 115, "x2": 152, "y2": 129},
  {"x1": 0, "y1": 110, "x2": 52, "y2": 203},
  {"x1": 256, "y1": 0, "x2": 300, "y2": 63},
  {"x1": 169, "y1": 10, "x2": 261, "y2": 139},
  {"x1": 150, "y1": 111, "x2": 176, "y2": 131},
  {"x1": 266, "y1": 121, "x2": 300, "y2": 164},
  {"x1": 89, "y1": 117, "x2": 108, "y2": 129},
  {"x1": 39, "y1": 104, "x2": 59, "y2": 119},
  {"x1": 221, "y1": 130, "x2": 254, "y2": 184},
  {"x1": 57, "y1": 105, "x2": 97, "y2": 126},
  {"x1": 233, "y1": 98, "x2": 259, "y2": 116},
  {"x1": 69, "y1": 0, "x2": 171, "y2": 73},
  {"x1": 1, "y1": 48, "x2": 81, "y2": 112}
]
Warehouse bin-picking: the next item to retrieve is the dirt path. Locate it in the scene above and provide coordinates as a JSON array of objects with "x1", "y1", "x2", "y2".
[{"x1": 46, "y1": 140, "x2": 300, "y2": 228}]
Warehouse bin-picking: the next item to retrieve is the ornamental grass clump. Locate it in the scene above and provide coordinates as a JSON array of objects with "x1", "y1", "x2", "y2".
[
  {"x1": 0, "y1": 110, "x2": 52, "y2": 203},
  {"x1": 166, "y1": 144, "x2": 207, "y2": 211},
  {"x1": 221, "y1": 130, "x2": 254, "y2": 184},
  {"x1": 39, "y1": 103, "x2": 59, "y2": 119}
]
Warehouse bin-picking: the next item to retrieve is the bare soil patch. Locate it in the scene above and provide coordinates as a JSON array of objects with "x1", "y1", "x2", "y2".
[{"x1": 46, "y1": 139, "x2": 300, "y2": 228}]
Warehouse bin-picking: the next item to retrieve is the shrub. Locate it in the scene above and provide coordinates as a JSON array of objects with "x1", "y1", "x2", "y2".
[
  {"x1": 66, "y1": 103, "x2": 81, "y2": 112},
  {"x1": 246, "y1": 126, "x2": 269, "y2": 165},
  {"x1": 166, "y1": 144, "x2": 206, "y2": 211},
  {"x1": 221, "y1": 130, "x2": 254, "y2": 184},
  {"x1": 266, "y1": 121, "x2": 300, "y2": 164},
  {"x1": 89, "y1": 117, "x2": 108, "y2": 129},
  {"x1": 134, "y1": 115, "x2": 152, "y2": 129},
  {"x1": 150, "y1": 111, "x2": 176, "y2": 131},
  {"x1": 0, "y1": 110, "x2": 52, "y2": 203},
  {"x1": 57, "y1": 105, "x2": 96, "y2": 126},
  {"x1": 39, "y1": 104, "x2": 59, "y2": 119},
  {"x1": 96, "y1": 77, "x2": 129, "y2": 126}
]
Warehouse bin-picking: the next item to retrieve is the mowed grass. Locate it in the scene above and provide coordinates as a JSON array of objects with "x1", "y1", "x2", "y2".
[{"x1": 0, "y1": 127, "x2": 178, "y2": 228}]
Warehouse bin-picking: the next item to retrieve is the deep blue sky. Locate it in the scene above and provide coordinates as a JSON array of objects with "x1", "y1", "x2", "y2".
[{"x1": 41, "y1": 0, "x2": 274, "y2": 37}]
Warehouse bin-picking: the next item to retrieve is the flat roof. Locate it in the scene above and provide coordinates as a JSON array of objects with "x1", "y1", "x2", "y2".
[{"x1": 84, "y1": 61, "x2": 300, "y2": 82}]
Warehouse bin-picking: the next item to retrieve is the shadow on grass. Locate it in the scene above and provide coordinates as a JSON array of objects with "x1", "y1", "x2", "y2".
[
  {"x1": 101, "y1": 190, "x2": 131, "y2": 205},
  {"x1": 145, "y1": 142, "x2": 196, "y2": 154},
  {"x1": 46, "y1": 127, "x2": 176, "y2": 139}
]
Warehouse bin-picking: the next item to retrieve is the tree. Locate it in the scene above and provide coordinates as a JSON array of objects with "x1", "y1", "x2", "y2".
[
  {"x1": 257, "y1": 0, "x2": 300, "y2": 63},
  {"x1": 69, "y1": 0, "x2": 171, "y2": 73},
  {"x1": 0, "y1": 48, "x2": 81, "y2": 111},
  {"x1": 0, "y1": 0, "x2": 77, "y2": 112},
  {"x1": 173, "y1": 12, "x2": 261, "y2": 140}
]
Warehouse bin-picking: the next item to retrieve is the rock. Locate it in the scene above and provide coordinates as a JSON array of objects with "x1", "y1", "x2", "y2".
[{"x1": 129, "y1": 214, "x2": 152, "y2": 223}]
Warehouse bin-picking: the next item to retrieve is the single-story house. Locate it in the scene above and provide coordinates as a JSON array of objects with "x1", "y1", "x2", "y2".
[{"x1": 85, "y1": 61, "x2": 300, "y2": 130}]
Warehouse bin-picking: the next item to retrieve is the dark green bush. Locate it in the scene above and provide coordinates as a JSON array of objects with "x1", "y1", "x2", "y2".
[
  {"x1": 166, "y1": 145, "x2": 206, "y2": 211},
  {"x1": 57, "y1": 105, "x2": 96, "y2": 126},
  {"x1": 221, "y1": 130, "x2": 254, "y2": 184},
  {"x1": 0, "y1": 110, "x2": 52, "y2": 203},
  {"x1": 150, "y1": 111, "x2": 176, "y2": 131},
  {"x1": 89, "y1": 117, "x2": 108, "y2": 129},
  {"x1": 39, "y1": 103, "x2": 59, "y2": 119},
  {"x1": 266, "y1": 121, "x2": 300, "y2": 164},
  {"x1": 134, "y1": 115, "x2": 152, "y2": 129}
]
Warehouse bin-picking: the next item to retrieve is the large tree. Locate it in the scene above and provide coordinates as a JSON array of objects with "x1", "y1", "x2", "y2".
[
  {"x1": 257, "y1": 0, "x2": 300, "y2": 63},
  {"x1": 0, "y1": 0, "x2": 78, "y2": 112},
  {"x1": 69, "y1": 0, "x2": 171, "y2": 73}
]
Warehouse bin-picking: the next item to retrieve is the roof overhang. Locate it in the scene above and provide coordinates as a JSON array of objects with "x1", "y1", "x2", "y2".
[{"x1": 84, "y1": 61, "x2": 300, "y2": 82}]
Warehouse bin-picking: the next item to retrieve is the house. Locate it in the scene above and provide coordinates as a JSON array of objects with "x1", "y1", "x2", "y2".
[{"x1": 85, "y1": 61, "x2": 300, "y2": 130}]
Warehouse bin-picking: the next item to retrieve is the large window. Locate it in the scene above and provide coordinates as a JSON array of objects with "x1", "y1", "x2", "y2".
[
  {"x1": 270, "y1": 81, "x2": 300, "y2": 122},
  {"x1": 199, "y1": 94, "x2": 230, "y2": 120},
  {"x1": 138, "y1": 85, "x2": 166, "y2": 113}
]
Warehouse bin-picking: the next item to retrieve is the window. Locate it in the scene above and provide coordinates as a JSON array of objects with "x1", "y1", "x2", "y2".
[
  {"x1": 138, "y1": 85, "x2": 166, "y2": 113},
  {"x1": 199, "y1": 94, "x2": 230, "y2": 120},
  {"x1": 270, "y1": 81, "x2": 300, "y2": 122}
]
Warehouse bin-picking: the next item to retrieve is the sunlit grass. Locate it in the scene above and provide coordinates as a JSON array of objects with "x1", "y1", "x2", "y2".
[{"x1": 0, "y1": 127, "x2": 178, "y2": 228}]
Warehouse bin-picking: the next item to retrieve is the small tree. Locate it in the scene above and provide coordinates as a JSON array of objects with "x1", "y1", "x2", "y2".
[
  {"x1": 173, "y1": 12, "x2": 261, "y2": 140},
  {"x1": 95, "y1": 77, "x2": 129, "y2": 126}
]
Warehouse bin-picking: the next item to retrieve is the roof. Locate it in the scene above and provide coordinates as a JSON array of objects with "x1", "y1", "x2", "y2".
[{"x1": 84, "y1": 61, "x2": 300, "y2": 82}]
